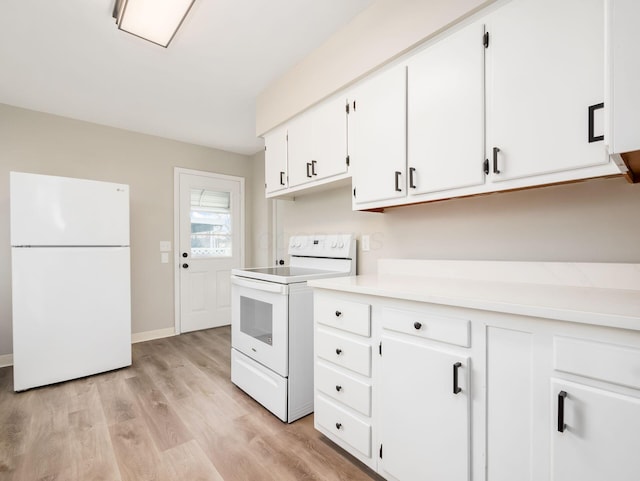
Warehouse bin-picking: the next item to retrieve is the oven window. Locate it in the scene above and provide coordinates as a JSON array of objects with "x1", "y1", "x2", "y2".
[{"x1": 239, "y1": 296, "x2": 273, "y2": 345}]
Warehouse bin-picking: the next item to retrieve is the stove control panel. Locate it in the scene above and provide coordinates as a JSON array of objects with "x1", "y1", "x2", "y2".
[{"x1": 288, "y1": 234, "x2": 355, "y2": 259}]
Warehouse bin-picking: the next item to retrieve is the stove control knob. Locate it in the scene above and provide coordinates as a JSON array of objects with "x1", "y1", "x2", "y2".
[
  {"x1": 338, "y1": 241, "x2": 344, "y2": 248},
  {"x1": 331, "y1": 241, "x2": 337, "y2": 248}
]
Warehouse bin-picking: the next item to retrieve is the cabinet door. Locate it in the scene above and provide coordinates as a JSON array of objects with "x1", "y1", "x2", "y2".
[
  {"x1": 287, "y1": 111, "x2": 314, "y2": 187},
  {"x1": 407, "y1": 21, "x2": 485, "y2": 195},
  {"x1": 380, "y1": 334, "x2": 470, "y2": 481},
  {"x1": 485, "y1": 0, "x2": 607, "y2": 182},
  {"x1": 551, "y1": 380, "x2": 640, "y2": 481},
  {"x1": 264, "y1": 124, "x2": 288, "y2": 194},
  {"x1": 606, "y1": 0, "x2": 640, "y2": 155},
  {"x1": 351, "y1": 65, "x2": 406, "y2": 206},
  {"x1": 312, "y1": 95, "x2": 349, "y2": 181}
]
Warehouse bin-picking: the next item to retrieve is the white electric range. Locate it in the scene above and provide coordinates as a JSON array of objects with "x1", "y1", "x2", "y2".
[{"x1": 230, "y1": 234, "x2": 356, "y2": 422}]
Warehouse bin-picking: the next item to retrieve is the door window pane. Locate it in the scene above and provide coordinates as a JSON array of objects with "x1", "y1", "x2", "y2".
[{"x1": 190, "y1": 189, "x2": 232, "y2": 258}]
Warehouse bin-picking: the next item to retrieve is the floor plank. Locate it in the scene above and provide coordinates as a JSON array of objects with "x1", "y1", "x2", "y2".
[{"x1": 0, "y1": 326, "x2": 379, "y2": 481}]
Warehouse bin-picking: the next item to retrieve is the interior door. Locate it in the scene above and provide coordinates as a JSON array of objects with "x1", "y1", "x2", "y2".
[{"x1": 178, "y1": 170, "x2": 244, "y2": 333}]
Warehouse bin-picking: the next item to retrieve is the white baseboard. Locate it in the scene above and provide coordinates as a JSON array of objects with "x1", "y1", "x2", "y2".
[
  {"x1": 0, "y1": 328, "x2": 176, "y2": 368},
  {"x1": 131, "y1": 327, "x2": 176, "y2": 344},
  {"x1": 0, "y1": 354, "x2": 13, "y2": 368}
]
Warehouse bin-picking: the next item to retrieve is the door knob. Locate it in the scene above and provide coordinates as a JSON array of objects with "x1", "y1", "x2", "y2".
[
  {"x1": 182, "y1": 252, "x2": 188, "y2": 258},
  {"x1": 182, "y1": 263, "x2": 189, "y2": 269}
]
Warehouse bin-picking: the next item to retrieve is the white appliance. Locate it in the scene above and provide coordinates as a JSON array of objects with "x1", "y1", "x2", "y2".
[
  {"x1": 231, "y1": 234, "x2": 356, "y2": 422},
  {"x1": 10, "y1": 172, "x2": 131, "y2": 392}
]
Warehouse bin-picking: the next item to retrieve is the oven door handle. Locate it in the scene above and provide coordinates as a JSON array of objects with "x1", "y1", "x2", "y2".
[{"x1": 231, "y1": 275, "x2": 288, "y2": 294}]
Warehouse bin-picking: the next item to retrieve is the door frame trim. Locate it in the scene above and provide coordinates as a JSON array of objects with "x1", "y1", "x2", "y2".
[{"x1": 173, "y1": 167, "x2": 245, "y2": 335}]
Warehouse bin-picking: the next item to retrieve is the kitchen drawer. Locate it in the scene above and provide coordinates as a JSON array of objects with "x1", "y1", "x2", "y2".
[
  {"x1": 316, "y1": 328, "x2": 371, "y2": 376},
  {"x1": 381, "y1": 307, "x2": 470, "y2": 347},
  {"x1": 316, "y1": 361, "x2": 372, "y2": 416},
  {"x1": 315, "y1": 394, "x2": 372, "y2": 458},
  {"x1": 315, "y1": 294, "x2": 371, "y2": 337},
  {"x1": 554, "y1": 336, "x2": 640, "y2": 390}
]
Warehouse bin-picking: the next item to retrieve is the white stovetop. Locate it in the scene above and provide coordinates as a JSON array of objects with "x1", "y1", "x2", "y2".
[{"x1": 308, "y1": 260, "x2": 640, "y2": 331}]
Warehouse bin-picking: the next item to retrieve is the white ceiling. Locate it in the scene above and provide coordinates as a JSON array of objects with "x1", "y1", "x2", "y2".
[{"x1": 0, "y1": 0, "x2": 373, "y2": 155}]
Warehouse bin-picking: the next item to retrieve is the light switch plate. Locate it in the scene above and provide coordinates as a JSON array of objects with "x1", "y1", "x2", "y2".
[
  {"x1": 362, "y1": 235, "x2": 370, "y2": 252},
  {"x1": 160, "y1": 241, "x2": 172, "y2": 252}
]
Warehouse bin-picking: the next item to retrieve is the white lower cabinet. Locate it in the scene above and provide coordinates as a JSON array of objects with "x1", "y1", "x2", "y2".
[
  {"x1": 314, "y1": 291, "x2": 375, "y2": 469},
  {"x1": 313, "y1": 288, "x2": 640, "y2": 481},
  {"x1": 551, "y1": 380, "x2": 640, "y2": 481},
  {"x1": 379, "y1": 334, "x2": 470, "y2": 481}
]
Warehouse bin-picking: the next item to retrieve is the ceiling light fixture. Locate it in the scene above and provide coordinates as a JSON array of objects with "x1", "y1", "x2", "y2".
[{"x1": 113, "y1": 0, "x2": 196, "y2": 48}]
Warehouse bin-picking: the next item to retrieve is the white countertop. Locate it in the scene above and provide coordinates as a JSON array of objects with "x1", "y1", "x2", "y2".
[{"x1": 308, "y1": 261, "x2": 640, "y2": 331}]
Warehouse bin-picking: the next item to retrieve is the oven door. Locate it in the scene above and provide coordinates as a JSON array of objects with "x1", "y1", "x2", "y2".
[{"x1": 231, "y1": 276, "x2": 289, "y2": 377}]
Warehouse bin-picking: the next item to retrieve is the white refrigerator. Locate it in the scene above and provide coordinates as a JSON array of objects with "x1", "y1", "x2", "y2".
[{"x1": 10, "y1": 172, "x2": 131, "y2": 391}]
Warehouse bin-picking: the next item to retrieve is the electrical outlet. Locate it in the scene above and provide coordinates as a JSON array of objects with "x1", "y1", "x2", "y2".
[{"x1": 161, "y1": 252, "x2": 169, "y2": 263}]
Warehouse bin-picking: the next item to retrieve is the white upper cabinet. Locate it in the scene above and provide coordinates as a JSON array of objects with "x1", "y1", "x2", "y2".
[
  {"x1": 312, "y1": 95, "x2": 349, "y2": 182},
  {"x1": 485, "y1": 0, "x2": 608, "y2": 183},
  {"x1": 266, "y1": 95, "x2": 349, "y2": 196},
  {"x1": 407, "y1": 20, "x2": 486, "y2": 196},
  {"x1": 350, "y1": 64, "x2": 407, "y2": 206},
  {"x1": 287, "y1": 110, "x2": 314, "y2": 187},
  {"x1": 605, "y1": 0, "x2": 640, "y2": 156},
  {"x1": 264, "y1": 124, "x2": 288, "y2": 194}
]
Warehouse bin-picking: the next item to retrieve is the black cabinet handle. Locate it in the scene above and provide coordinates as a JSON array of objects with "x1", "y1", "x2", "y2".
[
  {"x1": 182, "y1": 263, "x2": 189, "y2": 269},
  {"x1": 335, "y1": 348, "x2": 342, "y2": 355},
  {"x1": 558, "y1": 391, "x2": 567, "y2": 432},
  {"x1": 492, "y1": 147, "x2": 501, "y2": 174},
  {"x1": 588, "y1": 103, "x2": 604, "y2": 143},
  {"x1": 335, "y1": 385, "x2": 342, "y2": 392},
  {"x1": 453, "y1": 362, "x2": 462, "y2": 394},
  {"x1": 409, "y1": 167, "x2": 416, "y2": 189},
  {"x1": 335, "y1": 422, "x2": 342, "y2": 430},
  {"x1": 335, "y1": 310, "x2": 342, "y2": 317},
  {"x1": 311, "y1": 160, "x2": 318, "y2": 176},
  {"x1": 306, "y1": 162, "x2": 312, "y2": 178},
  {"x1": 394, "y1": 171, "x2": 402, "y2": 192},
  {"x1": 279, "y1": 171, "x2": 285, "y2": 185},
  {"x1": 413, "y1": 321, "x2": 422, "y2": 330}
]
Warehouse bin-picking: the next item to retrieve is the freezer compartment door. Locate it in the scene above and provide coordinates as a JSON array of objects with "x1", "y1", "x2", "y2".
[
  {"x1": 10, "y1": 172, "x2": 129, "y2": 246},
  {"x1": 11, "y1": 247, "x2": 131, "y2": 391}
]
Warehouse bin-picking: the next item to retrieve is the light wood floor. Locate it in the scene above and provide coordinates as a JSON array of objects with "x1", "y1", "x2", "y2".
[{"x1": 0, "y1": 327, "x2": 380, "y2": 481}]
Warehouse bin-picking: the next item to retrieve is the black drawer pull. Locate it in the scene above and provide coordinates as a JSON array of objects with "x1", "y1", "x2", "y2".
[
  {"x1": 558, "y1": 391, "x2": 567, "y2": 432},
  {"x1": 394, "y1": 171, "x2": 402, "y2": 192},
  {"x1": 492, "y1": 147, "x2": 501, "y2": 174},
  {"x1": 588, "y1": 103, "x2": 604, "y2": 143},
  {"x1": 453, "y1": 362, "x2": 462, "y2": 394},
  {"x1": 335, "y1": 348, "x2": 342, "y2": 355},
  {"x1": 335, "y1": 310, "x2": 342, "y2": 317},
  {"x1": 335, "y1": 385, "x2": 342, "y2": 392},
  {"x1": 413, "y1": 321, "x2": 422, "y2": 330},
  {"x1": 335, "y1": 422, "x2": 342, "y2": 430},
  {"x1": 409, "y1": 167, "x2": 416, "y2": 189}
]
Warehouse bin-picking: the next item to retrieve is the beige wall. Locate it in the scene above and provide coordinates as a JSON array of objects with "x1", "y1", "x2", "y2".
[
  {"x1": 0, "y1": 103, "x2": 256, "y2": 357},
  {"x1": 250, "y1": 150, "x2": 274, "y2": 267},
  {"x1": 270, "y1": 166, "x2": 640, "y2": 275},
  {"x1": 256, "y1": 0, "x2": 494, "y2": 134}
]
